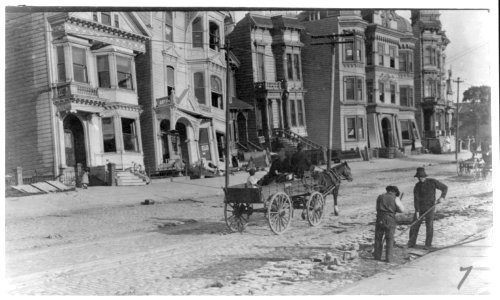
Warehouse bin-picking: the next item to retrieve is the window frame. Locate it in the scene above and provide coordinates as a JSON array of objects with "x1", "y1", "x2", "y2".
[
  {"x1": 389, "y1": 46, "x2": 396, "y2": 68},
  {"x1": 210, "y1": 75, "x2": 223, "y2": 109},
  {"x1": 56, "y1": 45, "x2": 66, "y2": 82},
  {"x1": 256, "y1": 45, "x2": 266, "y2": 82},
  {"x1": 345, "y1": 116, "x2": 365, "y2": 141},
  {"x1": 390, "y1": 83, "x2": 396, "y2": 104},
  {"x1": 102, "y1": 117, "x2": 116, "y2": 153},
  {"x1": 194, "y1": 71, "x2": 206, "y2": 104},
  {"x1": 209, "y1": 21, "x2": 220, "y2": 51},
  {"x1": 192, "y1": 17, "x2": 203, "y2": 48},
  {"x1": 96, "y1": 55, "x2": 111, "y2": 88},
  {"x1": 166, "y1": 66, "x2": 175, "y2": 99},
  {"x1": 121, "y1": 118, "x2": 139, "y2": 152},
  {"x1": 116, "y1": 55, "x2": 133, "y2": 90},
  {"x1": 165, "y1": 11, "x2": 173, "y2": 42},
  {"x1": 378, "y1": 43, "x2": 385, "y2": 66},
  {"x1": 286, "y1": 53, "x2": 293, "y2": 80},
  {"x1": 379, "y1": 82, "x2": 385, "y2": 102},
  {"x1": 71, "y1": 46, "x2": 88, "y2": 83},
  {"x1": 344, "y1": 76, "x2": 364, "y2": 101}
]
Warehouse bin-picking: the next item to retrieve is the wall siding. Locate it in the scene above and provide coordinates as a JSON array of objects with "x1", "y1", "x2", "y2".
[{"x1": 5, "y1": 12, "x2": 55, "y2": 176}]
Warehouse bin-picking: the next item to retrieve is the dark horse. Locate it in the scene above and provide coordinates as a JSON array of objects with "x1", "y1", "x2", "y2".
[{"x1": 314, "y1": 161, "x2": 353, "y2": 216}]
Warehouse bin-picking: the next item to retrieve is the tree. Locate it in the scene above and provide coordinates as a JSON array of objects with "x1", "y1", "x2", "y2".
[{"x1": 459, "y1": 85, "x2": 491, "y2": 149}]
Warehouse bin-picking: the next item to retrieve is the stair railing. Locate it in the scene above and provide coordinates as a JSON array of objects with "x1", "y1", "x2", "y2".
[{"x1": 272, "y1": 128, "x2": 324, "y2": 151}]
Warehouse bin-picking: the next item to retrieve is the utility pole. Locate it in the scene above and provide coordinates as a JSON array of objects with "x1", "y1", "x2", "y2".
[
  {"x1": 453, "y1": 77, "x2": 464, "y2": 161},
  {"x1": 222, "y1": 39, "x2": 232, "y2": 189},
  {"x1": 311, "y1": 32, "x2": 354, "y2": 169}
]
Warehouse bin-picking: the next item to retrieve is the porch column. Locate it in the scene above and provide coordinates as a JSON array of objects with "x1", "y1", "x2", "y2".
[{"x1": 57, "y1": 113, "x2": 67, "y2": 168}]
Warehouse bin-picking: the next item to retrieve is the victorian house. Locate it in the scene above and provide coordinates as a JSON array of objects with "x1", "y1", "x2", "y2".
[
  {"x1": 5, "y1": 11, "x2": 149, "y2": 181},
  {"x1": 411, "y1": 10, "x2": 455, "y2": 153},
  {"x1": 229, "y1": 13, "x2": 312, "y2": 152},
  {"x1": 134, "y1": 11, "x2": 235, "y2": 173}
]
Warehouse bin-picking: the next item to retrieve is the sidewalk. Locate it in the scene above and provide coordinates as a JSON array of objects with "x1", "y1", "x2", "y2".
[{"x1": 334, "y1": 231, "x2": 495, "y2": 295}]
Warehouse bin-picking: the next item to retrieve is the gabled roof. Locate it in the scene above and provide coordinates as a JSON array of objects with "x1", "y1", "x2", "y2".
[
  {"x1": 271, "y1": 15, "x2": 305, "y2": 30},
  {"x1": 248, "y1": 13, "x2": 273, "y2": 29}
]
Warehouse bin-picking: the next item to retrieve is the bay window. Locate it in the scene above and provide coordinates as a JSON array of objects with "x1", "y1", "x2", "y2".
[
  {"x1": 256, "y1": 46, "x2": 265, "y2": 81},
  {"x1": 400, "y1": 86, "x2": 414, "y2": 107}
]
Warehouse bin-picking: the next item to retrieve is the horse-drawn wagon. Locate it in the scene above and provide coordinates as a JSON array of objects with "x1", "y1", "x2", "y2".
[{"x1": 222, "y1": 162, "x2": 353, "y2": 234}]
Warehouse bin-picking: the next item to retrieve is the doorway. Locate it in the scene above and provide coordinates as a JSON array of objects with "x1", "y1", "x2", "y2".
[
  {"x1": 381, "y1": 117, "x2": 393, "y2": 148},
  {"x1": 175, "y1": 121, "x2": 190, "y2": 165},
  {"x1": 237, "y1": 113, "x2": 247, "y2": 144},
  {"x1": 63, "y1": 114, "x2": 87, "y2": 168},
  {"x1": 160, "y1": 119, "x2": 170, "y2": 163}
]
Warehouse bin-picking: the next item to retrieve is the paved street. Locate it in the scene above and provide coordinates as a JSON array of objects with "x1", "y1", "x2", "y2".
[{"x1": 4, "y1": 152, "x2": 494, "y2": 295}]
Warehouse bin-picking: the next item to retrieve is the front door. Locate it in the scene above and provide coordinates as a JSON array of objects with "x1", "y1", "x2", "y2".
[{"x1": 63, "y1": 114, "x2": 87, "y2": 168}]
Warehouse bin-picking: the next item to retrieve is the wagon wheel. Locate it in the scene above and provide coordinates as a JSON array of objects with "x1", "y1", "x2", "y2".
[
  {"x1": 306, "y1": 191, "x2": 325, "y2": 226},
  {"x1": 267, "y1": 192, "x2": 292, "y2": 235},
  {"x1": 224, "y1": 202, "x2": 251, "y2": 233}
]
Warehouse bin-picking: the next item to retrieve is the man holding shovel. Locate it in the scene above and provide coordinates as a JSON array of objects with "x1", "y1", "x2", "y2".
[{"x1": 407, "y1": 167, "x2": 448, "y2": 249}]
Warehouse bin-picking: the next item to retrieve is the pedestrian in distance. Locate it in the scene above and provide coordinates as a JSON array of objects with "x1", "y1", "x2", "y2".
[
  {"x1": 407, "y1": 167, "x2": 448, "y2": 249},
  {"x1": 81, "y1": 168, "x2": 89, "y2": 189},
  {"x1": 373, "y1": 185, "x2": 404, "y2": 262}
]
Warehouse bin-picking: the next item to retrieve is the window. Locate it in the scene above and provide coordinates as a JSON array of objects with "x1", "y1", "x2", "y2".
[
  {"x1": 209, "y1": 21, "x2": 220, "y2": 51},
  {"x1": 72, "y1": 46, "x2": 87, "y2": 83},
  {"x1": 379, "y1": 82, "x2": 385, "y2": 102},
  {"x1": 56, "y1": 46, "x2": 66, "y2": 82},
  {"x1": 399, "y1": 52, "x2": 406, "y2": 71},
  {"x1": 344, "y1": 77, "x2": 363, "y2": 101},
  {"x1": 424, "y1": 47, "x2": 432, "y2": 65},
  {"x1": 101, "y1": 12, "x2": 111, "y2": 26},
  {"x1": 437, "y1": 51, "x2": 441, "y2": 68},
  {"x1": 345, "y1": 39, "x2": 363, "y2": 62},
  {"x1": 389, "y1": 46, "x2": 396, "y2": 68},
  {"x1": 165, "y1": 12, "x2": 173, "y2": 42},
  {"x1": 345, "y1": 42, "x2": 353, "y2": 61},
  {"x1": 390, "y1": 84, "x2": 396, "y2": 103},
  {"x1": 194, "y1": 72, "x2": 205, "y2": 104},
  {"x1": 290, "y1": 100, "x2": 297, "y2": 127},
  {"x1": 297, "y1": 99, "x2": 304, "y2": 126},
  {"x1": 97, "y1": 56, "x2": 110, "y2": 88},
  {"x1": 400, "y1": 120, "x2": 411, "y2": 140},
  {"x1": 346, "y1": 116, "x2": 365, "y2": 140},
  {"x1": 400, "y1": 86, "x2": 414, "y2": 107},
  {"x1": 378, "y1": 43, "x2": 385, "y2": 66},
  {"x1": 347, "y1": 117, "x2": 356, "y2": 139},
  {"x1": 121, "y1": 118, "x2": 138, "y2": 152},
  {"x1": 425, "y1": 79, "x2": 436, "y2": 98},
  {"x1": 256, "y1": 46, "x2": 265, "y2": 81},
  {"x1": 286, "y1": 53, "x2": 293, "y2": 80},
  {"x1": 102, "y1": 117, "x2": 116, "y2": 152},
  {"x1": 366, "y1": 80, "x2": 373, "y2": 103},
  {"x1": 93, "y1": 12, "x2": 98, "y2": 22},
  {"x1": 356, "y1": 39, "x2": 362, "y2": 61},
  {"x1": 294, "y1": 54, "x2": 301, "y2": 80},
  {"x1": 116, "y1": 56, "x2": 133, "y2": 89},
  {"x1": 166, "y1": 66, "x2": 175, "y2": 99},
  {"x1": 192, "y1": 17, "x2": 203, "y2": 48},
  {"x1": 114, "y1": 14, "x2": 119, "y2": 27},
  {"x1": 211, "y1": 75, "x2": 223, "y2": 109}
]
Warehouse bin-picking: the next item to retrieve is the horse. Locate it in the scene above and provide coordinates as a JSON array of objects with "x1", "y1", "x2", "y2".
[{"x1": 314, "y1": 161, "x2": 353, "y2": 216}]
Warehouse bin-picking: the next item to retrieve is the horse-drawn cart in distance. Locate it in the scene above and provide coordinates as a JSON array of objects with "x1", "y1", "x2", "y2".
[{"x1": 222, "y1": 162, "x2": 353, "y2": 234}]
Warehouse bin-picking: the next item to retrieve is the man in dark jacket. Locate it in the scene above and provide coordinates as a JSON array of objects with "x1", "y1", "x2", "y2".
[
  {"x1": 374, "y1": 185, "x2": 405, "y2": 262},
  {"x1": 291, "y1": 143, "x2": 312, "y2": 178},
  {"x1": 407, "y1": 167, "x2": 448, "y2": 249}
]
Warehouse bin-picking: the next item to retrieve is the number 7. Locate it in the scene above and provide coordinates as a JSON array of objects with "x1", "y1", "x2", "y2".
[{"x1": 458, "y1": 266, "x2": 473, "y2": 290}]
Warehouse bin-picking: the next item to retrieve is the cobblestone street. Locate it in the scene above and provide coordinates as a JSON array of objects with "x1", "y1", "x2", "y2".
[{"x1": 4, "y1": 153, "x2": 493, "y2": 295}]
